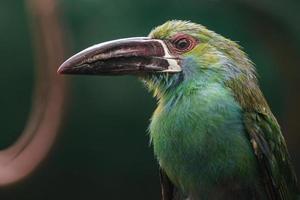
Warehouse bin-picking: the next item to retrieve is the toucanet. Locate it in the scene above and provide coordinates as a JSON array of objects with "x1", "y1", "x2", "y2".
[{"x1": 58, "y1": 20, "x2": 299, "y2": 200}]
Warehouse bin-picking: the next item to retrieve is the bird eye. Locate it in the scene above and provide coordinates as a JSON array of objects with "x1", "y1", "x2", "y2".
[
  {"x1": 171, "y1": 34, "x2": 196, "y2": 53},
  {"x1": 175, "y1": 38, "x2": 190, "y2": 50}
]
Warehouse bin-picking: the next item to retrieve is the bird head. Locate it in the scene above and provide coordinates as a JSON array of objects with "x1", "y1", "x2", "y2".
[{"x1": 58, "y1": 20, "x2": 255, "y2": 100}]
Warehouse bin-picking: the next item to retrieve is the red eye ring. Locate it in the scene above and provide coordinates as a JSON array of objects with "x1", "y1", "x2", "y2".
[{"x1": 170, "y1": 34, "x2": 197, "y2": 53}]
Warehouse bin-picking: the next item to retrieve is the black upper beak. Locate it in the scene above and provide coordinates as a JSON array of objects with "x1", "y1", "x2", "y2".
[{"x1": 58, "y1": 37, "x2": 181, "y2": 75}]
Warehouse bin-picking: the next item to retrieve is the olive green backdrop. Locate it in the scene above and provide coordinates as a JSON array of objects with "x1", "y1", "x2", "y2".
[{"x1": 0, "y1": 0, "x2": 299, "y2": 199}]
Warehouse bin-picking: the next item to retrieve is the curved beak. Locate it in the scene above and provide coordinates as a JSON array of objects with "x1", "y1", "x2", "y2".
[{"x1": 58, "y1": 37, "x2": 181, "y2": 75}]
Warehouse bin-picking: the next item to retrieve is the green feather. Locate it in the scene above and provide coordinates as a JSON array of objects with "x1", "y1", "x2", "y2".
[{"x1": 144, "y1": 20, "x2": 299, "y2": 200}]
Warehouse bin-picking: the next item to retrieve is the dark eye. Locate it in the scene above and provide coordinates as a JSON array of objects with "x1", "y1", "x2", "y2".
[
  {"x1": 171, "y1": 34, "x2": 196, "y2": 53},
  {"x1": 175, "y1": 38, "x2": 190, "y2": 50}
]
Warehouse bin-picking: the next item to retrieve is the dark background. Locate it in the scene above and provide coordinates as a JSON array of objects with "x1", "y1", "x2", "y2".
[{"x1": 0, "y1": 0, "x2": 300, "y2": 199}]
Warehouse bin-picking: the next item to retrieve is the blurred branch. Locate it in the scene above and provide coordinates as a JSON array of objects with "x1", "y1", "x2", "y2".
[{"x1": 0, "y1": 0, "x2": 68, "y2": 186}]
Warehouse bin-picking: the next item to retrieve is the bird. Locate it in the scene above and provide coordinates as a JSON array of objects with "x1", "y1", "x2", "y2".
[{"x1": 58, "y1": 20, "x2": 299, "y2": 200}]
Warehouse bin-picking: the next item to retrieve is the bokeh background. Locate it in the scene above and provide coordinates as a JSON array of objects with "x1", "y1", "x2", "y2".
[{"x1": 0, "y1": 0, "x2": 299, "y2": 199}]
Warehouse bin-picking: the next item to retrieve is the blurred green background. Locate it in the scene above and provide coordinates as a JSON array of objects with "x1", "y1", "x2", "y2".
[{"x1": 0, "y1": 0, "x2": 300, "y2": 199}]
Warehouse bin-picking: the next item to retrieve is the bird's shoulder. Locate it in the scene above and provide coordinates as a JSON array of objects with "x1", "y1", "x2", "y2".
[
  {"x1": 243, "y1": 110, "x2": 299, "y2": 200},
  {"x1": 225, "y1": 64, "x2": 299, "y2": 199}
]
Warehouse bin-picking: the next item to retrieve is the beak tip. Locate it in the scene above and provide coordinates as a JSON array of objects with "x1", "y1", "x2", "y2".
[
  {"x1": 57, "y1": 65, "x2": 66, "y2": 74},
  {"x1": 57, "y1": 52, "x2": 85, "y2": 75},
  {"x1": 57, "y1": 60, "x2": 72, "y2": 75},
  {"x1": 57, "y1": 66, "x2": 63, "y2": 74}
]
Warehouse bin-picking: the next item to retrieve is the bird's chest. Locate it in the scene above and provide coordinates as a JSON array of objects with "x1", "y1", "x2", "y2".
[{"x1": 150, "y1": 88, "x2": 259, "y2": 197}]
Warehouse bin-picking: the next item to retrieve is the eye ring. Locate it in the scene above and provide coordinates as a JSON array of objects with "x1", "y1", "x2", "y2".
[{"x1": 171, "y1": 34, "x2": 197, "y2": 53}]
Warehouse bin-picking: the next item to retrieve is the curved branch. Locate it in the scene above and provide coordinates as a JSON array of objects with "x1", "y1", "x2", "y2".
[{"x1": 0, "y1": 0, "x2": 68, "y2": 186}]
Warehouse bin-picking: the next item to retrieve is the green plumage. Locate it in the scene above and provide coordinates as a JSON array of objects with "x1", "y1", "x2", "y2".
[
  {"x1": 144, "y1": 21, "x2": 299, "y2": 200},
  {"x1": 60, "y1": 19, "x2": 299, "y2": 200}
]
